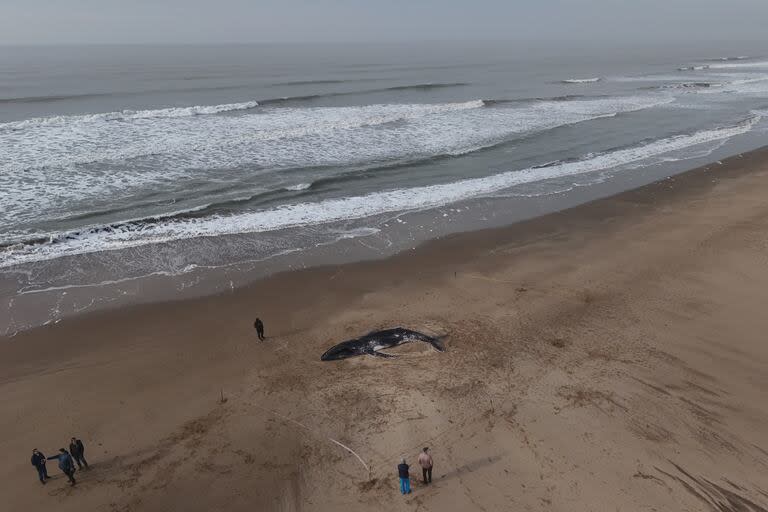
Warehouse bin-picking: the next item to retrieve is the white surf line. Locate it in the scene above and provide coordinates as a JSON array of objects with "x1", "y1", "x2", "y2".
[{"x1": 257, "y1": 406, "x2": 371, "y2": 477}]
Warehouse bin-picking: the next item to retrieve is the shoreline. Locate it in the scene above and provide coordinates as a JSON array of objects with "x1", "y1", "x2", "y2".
[
  {"x1": 4, "y1": 142, "x2": 768, "y2": 341},
  {"x1": 2, "y1": 139, "x2": 768, "y2": 510}
]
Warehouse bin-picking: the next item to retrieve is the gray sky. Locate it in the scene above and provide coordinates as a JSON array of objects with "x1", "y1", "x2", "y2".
[{"x1": 1, "y1": 0, "x2": 767, "y2": 45}]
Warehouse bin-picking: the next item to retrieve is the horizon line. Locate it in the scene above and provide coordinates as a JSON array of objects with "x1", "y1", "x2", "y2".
[{"x1": 0, "y1": 37, "x2": 763, "y2": 48}]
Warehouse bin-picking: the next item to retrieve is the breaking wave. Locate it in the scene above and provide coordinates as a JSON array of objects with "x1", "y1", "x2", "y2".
[
  {"x1": 677, "y1": 65, "x2": 710, "y2": 71},
  {"x1": 706, "y1": 60, "x2": 768, "y2": 69},
  {"x1": 707, "y1": 56, "x2": 752, "y2": 62},
  {"x1": 256, "y1": 82, "x2": 470, "y2": 105},
  {"x1": 0, "y1": 94, "x2": 675, "y2": 231},
  {"x1": 658, "y1": 82, "x2": 724, "y2": 90},
  {"x1": 562, "y1": 77, "x2": 602, "y2": 84},
  {"x1": 1, "y1": 113, "x2": 759, "y2": 269},
  {"x1": 1, "y1": 101, "x2": 261, "y2": 129},
  {"x1": 285, "y1": 183, "x2": 312, "y2": 191}
]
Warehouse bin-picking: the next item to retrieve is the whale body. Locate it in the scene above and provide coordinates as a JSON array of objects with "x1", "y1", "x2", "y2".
[{"x1": 321, "y1": 327, "x2": 445, "y2": 361}]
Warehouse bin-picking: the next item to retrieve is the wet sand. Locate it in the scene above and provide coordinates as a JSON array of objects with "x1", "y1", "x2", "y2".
[{"x1": 2, "y1": 149, "x2": 768, "y2": 511}]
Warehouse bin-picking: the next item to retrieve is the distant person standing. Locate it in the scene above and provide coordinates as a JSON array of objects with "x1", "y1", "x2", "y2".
[
  {"x1": 397, "y1": 458, "x2": 411, "y2": 495},
  {"x1": 69, "y1": 437, "x2": 88, "y2": 469},
  {"x1": 48, "y1": 448, "x2": 76, "y2": 486},
  {"x1": 254, "y1": 317, "x2": 265, "y2": 341},
  {"x1": 418, "y1": 447, "x2": 433, "y2": 484},
  {"x1": 31, "y1": 449, "x2": 50, "y2": 485}
]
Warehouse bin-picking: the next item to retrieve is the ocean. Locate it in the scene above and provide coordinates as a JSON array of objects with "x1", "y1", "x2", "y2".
[{"x1": 2, "y1": 42, "x2": 767, "y2": 334}]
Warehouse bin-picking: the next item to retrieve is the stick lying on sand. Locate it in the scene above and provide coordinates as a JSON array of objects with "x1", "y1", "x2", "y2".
[{"x1": 257, "y1": 406, "x2": 371, "y2": 478}]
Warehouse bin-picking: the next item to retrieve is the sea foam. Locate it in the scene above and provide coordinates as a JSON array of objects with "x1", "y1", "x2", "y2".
[
  {"x1": 562, "y1": 78, "x2": 602, "y2": 84},
  {"x1": 2, "y1": 101, "x2": 261, "y2": 130},
  {"x1": 1, "y1": 113, "x2": 759, "y2": 269},
  {"x1": 0, "y1": 95, "x2": 671, "y2": 231},
  {"x1": 706, "y1": 60, "x2": 768, "y2": 69}
]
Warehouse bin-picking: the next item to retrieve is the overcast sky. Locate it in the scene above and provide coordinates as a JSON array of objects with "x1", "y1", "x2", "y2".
[{"x1": 1, "y1": 0, "x2": 767, "y2": 45}]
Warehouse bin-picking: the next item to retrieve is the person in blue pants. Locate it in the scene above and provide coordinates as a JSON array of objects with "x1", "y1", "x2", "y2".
[
  {"x1": 48, "y1": 448, "x2": 77, "y2": 486},
  {"x1": 398, "y1": 458, "x2": 411, "y2": 494},
  {"x1": 31, "y1": 449, "x2": 50, "y2": 484}
]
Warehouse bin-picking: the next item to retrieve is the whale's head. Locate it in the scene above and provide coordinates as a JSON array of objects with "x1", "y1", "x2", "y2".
[{"x1": 320, "y1": 343, "x2": 361, "y2": 361}]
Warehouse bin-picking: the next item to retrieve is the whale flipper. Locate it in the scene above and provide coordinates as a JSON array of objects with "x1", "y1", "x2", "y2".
[{"x1": 370, "y1": 351, "x2": 397, "y2": 358}]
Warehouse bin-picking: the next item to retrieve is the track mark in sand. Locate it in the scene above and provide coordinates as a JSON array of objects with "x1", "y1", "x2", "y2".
[
  {"x1": 556, "y1": 385, "x2": 628, "y2": 415},
  {"x1": 196, "y1": 460, "x2": 234, "y2": 475},
  {"x1": 357, "y1": 474, "x2": 397, "y2": 498},
  {"x1": 685, "y1": 380, "x2": 722, "y2": 397},
  {"x1": 548, "y1": 337, "x2": 569, "y2": 348},
  {"x1": 233, "y1": 448, "x2": 257, "y2": 464},
  {"x1": 48, "y1": 482, "x2": 79, "y2": 498},
  {"x1": 723, "y1": 477, "x2": 746, "y2": 491},
  {"x1": 678, "y1": 396, "x2": 722, "y2": 426},
  {"x1": 628, "y1": 418, "x2": 675, "y2": 443},
  {"x1": 646, "y1": 348, "x2": 719, "y2": 383},
  {"x1": 456, "y1": 469, "x2": 490, "y2": 512},
  {"x1": 694, "y1": 426, "x2": 738, "y2": 454},
  {"x1": 585, "y1": 348, "x2": 635, "y2": 365},
  {"x1": 655, "y1": 462, "x2": 768, "y2": 512},
  {"x1": 753, "y1": 444, "x2": 768, "y2": 458},
  {"x1": 633, "y1": 470, "x2": 671, "y2": 490},
  {"x1": 106, "y1": 497, "x2": 144, "y2": 512},
  {"x1": 464, "y1": 273, "x2": 524, "y2": 286},
  {"x1": 254, "y1": 406, "x2": 371, "y2": 477},
  {"x1": 93, "y1": 405, "x2": 229, "y2": 494},
  {"x1": 631, "y1": 376, "x2": 672, "y2": 396},
  {"x1": 379, "y1": 409, "x2": 501, "y2": 470}
]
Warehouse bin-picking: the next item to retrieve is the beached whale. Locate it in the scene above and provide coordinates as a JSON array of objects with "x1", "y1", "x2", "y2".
[{"x1": 321, "y1": 328, "x2": 445, "y2": 361}]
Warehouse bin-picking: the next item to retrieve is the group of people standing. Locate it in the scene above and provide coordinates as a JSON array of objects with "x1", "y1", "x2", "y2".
[
  {"x1": 397, "y1": 447, "x2": 434, "y2": 495},
  {"x1": 31, "y1": 437, "x2": 89, "y2": 487}
]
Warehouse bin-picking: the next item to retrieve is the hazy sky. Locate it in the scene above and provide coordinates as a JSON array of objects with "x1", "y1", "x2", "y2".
[{"x1": 1, "y1": 0, "x2": 767, "y2": 45}]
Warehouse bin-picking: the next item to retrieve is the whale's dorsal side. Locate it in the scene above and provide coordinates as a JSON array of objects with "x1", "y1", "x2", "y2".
[{"x1": 321, "y1": 327, "x2": 446, "y2": 361}]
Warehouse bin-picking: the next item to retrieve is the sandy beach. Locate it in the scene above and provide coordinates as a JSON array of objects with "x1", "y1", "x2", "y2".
[{"x1": 2, "y1": 148, "x2": 768, "y2": 511}]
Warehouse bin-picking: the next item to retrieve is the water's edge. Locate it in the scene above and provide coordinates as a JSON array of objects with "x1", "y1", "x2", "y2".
[{"x1": 3, "y1": 139, "x2": 766, "y2": 338}]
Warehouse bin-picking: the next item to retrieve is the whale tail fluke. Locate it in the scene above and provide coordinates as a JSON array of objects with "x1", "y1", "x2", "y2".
[{"x1": 429, "y1": 336, "x2": 447, "y2": 352}]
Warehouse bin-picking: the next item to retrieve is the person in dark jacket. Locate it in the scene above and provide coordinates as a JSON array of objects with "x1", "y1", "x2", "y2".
[
  {"x1": 31, "y1": 449, "x2": 50, "y2": 484},
  {"x1": 48, "y1": 448, "x2": 76, "y2": 486},
  {"x1": 69, "y1": 437, "x2": 88, "y2": 469},
  {"x1": 397, "y1": 457, "x2": 411, "y2": 495},
  {"x1": 254, "y1": 318, "x2": 265, "y2": 341}
]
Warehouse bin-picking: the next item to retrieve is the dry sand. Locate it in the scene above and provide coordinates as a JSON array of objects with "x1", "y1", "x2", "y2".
[{"x1": 2, "y1": 149, "x2": 768, "y2": 511}]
